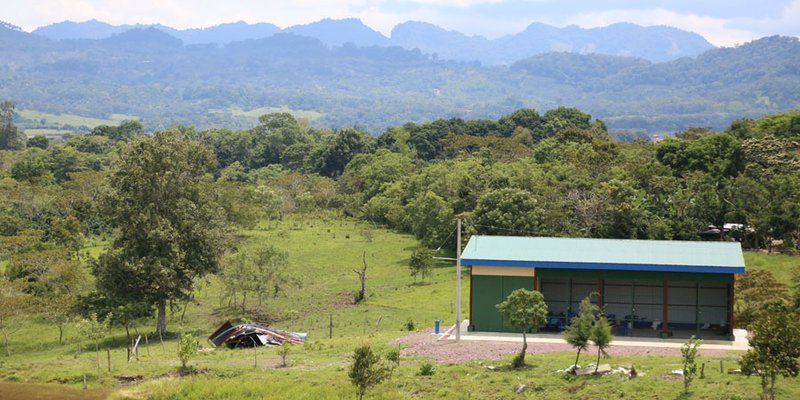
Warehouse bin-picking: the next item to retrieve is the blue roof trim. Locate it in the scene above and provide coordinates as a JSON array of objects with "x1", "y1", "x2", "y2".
[{"x1": 461, "y1": 258, "x2": 744, "y2": 274}]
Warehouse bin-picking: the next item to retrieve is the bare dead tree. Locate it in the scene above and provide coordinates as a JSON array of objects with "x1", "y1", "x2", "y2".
[{"x1": 353, "y1": 252, "x2": 367, "y2": 303}]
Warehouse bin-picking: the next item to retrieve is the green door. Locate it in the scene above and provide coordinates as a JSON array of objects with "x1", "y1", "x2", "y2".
[
  {"x1": 471, "y1": 274, "x2": 534, "y2": 333},
  {"x1": 501, "y1": 276, "x2": 535, "y2": 332},
  {"x1": 471, "y1": 275, "x2": 504, "y2": 332}
]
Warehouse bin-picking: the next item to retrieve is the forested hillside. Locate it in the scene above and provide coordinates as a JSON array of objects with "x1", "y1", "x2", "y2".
[{"x1": 1, "y1": 21, "x2": 797, "y2": 136}]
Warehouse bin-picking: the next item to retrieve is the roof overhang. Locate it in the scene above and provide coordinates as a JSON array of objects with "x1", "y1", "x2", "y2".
[{"x1": 460, "y1": 235, "x2": 746, "y2": 274}]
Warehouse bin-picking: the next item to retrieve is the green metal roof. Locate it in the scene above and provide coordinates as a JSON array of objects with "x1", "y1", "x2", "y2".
[{"x1": 461, "y1": 236, "x2": 745, "y2": 274}]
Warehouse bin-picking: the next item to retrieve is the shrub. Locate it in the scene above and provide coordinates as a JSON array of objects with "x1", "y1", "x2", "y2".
[
  {"x1": 178, "y1": 332, "x2": 199, "y2": 370},
  {"x1": 349, "y1": 345, "x2": 389, "y2": 400},
  {"x1": 404, "y1": 319, "x2": 415, "y2": 331},
  {"x1": 681, "y1": 336, "x2": 702, "y2": 394},
  {"x1": 418, "y1": 362, "x2": 435, "y2": 376}
]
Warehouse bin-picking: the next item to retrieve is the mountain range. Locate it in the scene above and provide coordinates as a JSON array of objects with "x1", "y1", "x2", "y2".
[
  {"x1": 31, "y1": 18, "x2": 714, "y2": 64},
  {"x1": 1, "y1": 21, "x2": 798, "y2": 137}
]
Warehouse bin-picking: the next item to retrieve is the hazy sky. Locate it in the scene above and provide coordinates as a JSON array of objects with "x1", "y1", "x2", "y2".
[{"x1": 5, "y1": 0, "x2": 800, "y2": 46}]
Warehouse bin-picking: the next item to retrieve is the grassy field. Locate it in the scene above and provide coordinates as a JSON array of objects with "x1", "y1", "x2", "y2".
[
  {"x1": 208, "y1": 106, "x2": 324, "y2": 122},
  {"x1": 16, "y1": 110, "x2": 138, "y2": 135},
  {"x1": 1, "y1": 216, "x2": 798, "y2": 399}
]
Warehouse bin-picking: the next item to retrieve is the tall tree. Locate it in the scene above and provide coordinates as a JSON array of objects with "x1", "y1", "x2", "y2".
[
  {"x1": 94, "y1": 129, "x2": 226, "y2": 335},
  {"x1": 0, "y1": 100, "x2": 25, "y2": 150}
]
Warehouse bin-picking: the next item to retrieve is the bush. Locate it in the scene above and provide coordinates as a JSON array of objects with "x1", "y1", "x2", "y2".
[
  {"x1": 404, "y1": 319, "x2": 415, "y2": 331},
  {"x1": 349, "y1": 345, "x2": 389, "y2": 400},
  {"x1": 178, "y1": 332, "x2": 199, "y2": 370},
  {"x1": 418, "y1": 362, "x2": 435, "y2": 376}
]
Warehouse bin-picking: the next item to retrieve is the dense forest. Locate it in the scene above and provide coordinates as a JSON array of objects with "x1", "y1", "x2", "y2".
[
  {"x1": 1, "y1": 21, "x2": 798, "y2": 135},
  {"x1": 3, "y1": 104, "x2": 800, "y2": 253}
]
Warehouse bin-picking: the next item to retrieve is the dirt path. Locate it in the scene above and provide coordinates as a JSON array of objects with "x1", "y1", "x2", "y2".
[{"x1": 393, "y1": 329, "x2": 741, "y2": 364}]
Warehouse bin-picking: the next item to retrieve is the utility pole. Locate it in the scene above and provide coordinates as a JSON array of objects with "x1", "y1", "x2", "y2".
[{"x1": 456, "y1": 219, "x2": 462, "y2": 342}]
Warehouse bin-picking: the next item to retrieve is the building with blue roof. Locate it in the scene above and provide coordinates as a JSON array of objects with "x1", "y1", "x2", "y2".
[{"x1": 461, "y1": 235, "x2": 745, "y2": 339}]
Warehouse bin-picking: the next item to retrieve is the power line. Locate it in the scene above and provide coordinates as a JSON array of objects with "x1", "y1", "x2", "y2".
[{"x1": 435, "y1": 223, "x2": 458, "y2": 252}]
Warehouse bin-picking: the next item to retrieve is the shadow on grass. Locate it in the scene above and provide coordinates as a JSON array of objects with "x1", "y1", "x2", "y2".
[{"x1": 674, "y1": 391, "x2": 691, "y2": 400}]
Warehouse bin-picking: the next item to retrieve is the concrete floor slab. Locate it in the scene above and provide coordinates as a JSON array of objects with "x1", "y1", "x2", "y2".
[{"x1": 442, "y1": 320, "x2": 749, "y2": 351}]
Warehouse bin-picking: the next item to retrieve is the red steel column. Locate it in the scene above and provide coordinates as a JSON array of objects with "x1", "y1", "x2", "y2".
[
  {"x1": 598, "y1": 270, "x2": 604, "y2": 314},
  {"x1": 469, "y1": 267, "x2": 473, "y2": 325},
  {"x1": 730, "y1": 274, "x2": 735, "y2": 336},
  {"x1": 663, "y1": 272, "x2": 668, "y2": 335}
]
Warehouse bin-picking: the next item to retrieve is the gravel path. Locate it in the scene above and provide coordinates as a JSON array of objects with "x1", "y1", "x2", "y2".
[{"x1": 393, "y1": 329, "x2": 741, "y2": 364}]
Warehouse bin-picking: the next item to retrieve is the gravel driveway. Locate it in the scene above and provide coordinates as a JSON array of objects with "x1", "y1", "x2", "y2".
[{"x1": 393, "y1": 329, "x2": 741, "y2": 364}]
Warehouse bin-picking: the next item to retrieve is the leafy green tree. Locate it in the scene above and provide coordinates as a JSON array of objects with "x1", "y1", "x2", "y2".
[
  {"x1": 348, "y1": 345, "x2": 388, "y2": 400},
  {"x1": 76, "y1": 312, "x2": 112, "y2": 373},
  {"x1": 563, "y1": 296, "x2": 596, "y2": 369},
  {"x1": 26, "y1": 135, "x2": 48, "y2": 149},
  {"x1": 7, "y1": 248, "x2": 86, "y2": 296},
  {"x1": 91, "y1": 120, "x2": 143, "y2": 142},
  {"x1": 94, "y1": 129, "x2": 227, "y2": 335},
  {"x1": 250, "y1": 113, "x2": 308, "y2": 168},
  {"x1": 408, "y1": 247, "x2": 434, "y2": 282},
  {"x1": 406, "y1": 191, "x2": 454, "y2": 248},
  {"x1": 309, "y1": 128, "x2": 374, "y2": 177},
  {"x1": 49, "y1": 215, "x2": 84, "y2": 255},
  {"x1": 536, "y1": 106, "x2": 593, "y2": 141},
  {"x1": 498, "y1": 108, "x2": 542, "y2": 136},
  {"x1": 472, "y1": 187, "x2": 545, "y2": 236},
  {"x1": 10, "y1": 148, "x2": 51, "y2": 182},
  {"x1": 201, "y1": 128, "x2": 253, "y2": 170},
  {"x1": 0, "y1": 279, "x2": 31, "y2": 356},
  {"x1": 40, "y1": 293, "x2": 76, "y2": 345},
  {"x1": 656, "y1": 132, "x2": 744, "y2": 178},
  {"x1": 65, "y1": 134, "x2": 114, "y2": 155},
  {"x1": 740, "y1": 302, "x2": 800, "y2": 400},
  {"x1": 681, "y1": 336, "x2": 702, "y2": 394},
  {"x1": 339, "y1": 149, "x2": 414, "y2": 204},
  {"x1": 590, "y1": 315, "x2": 613, "y2": 373},
  {"x1": 736, "y1": 270, "x2": 790, "y2": 329},
  {"x1": 77, "y1": 291, "x2": 154, "y2": 343},
  {"x1": 0, "y1": 100, "x2": 24, "y2": 150},
  {"x1": 754, "y1": 110, "x2": 800, "y2": 139},
  {"x1": 496, "y1": 289, "x2": 548, "y2": 368},
  {"x1": 220, "y1": 245, "x2": 289, "y2": 313}
]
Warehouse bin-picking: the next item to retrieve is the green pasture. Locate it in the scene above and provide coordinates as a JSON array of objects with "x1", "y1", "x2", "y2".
[
  {"x1": 1, "y1": 216, "x2": 798, "y2": 399},
  {"x1": 209, "y1": 106, "x2": 324, "y2": 122},
  {"x1": 16, "y1": 110, "x2": 138, "y2": 130}
]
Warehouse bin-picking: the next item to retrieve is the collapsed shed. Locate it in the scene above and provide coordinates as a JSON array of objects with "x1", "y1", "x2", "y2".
[
  {"x1": 462, "y1": 236, "x2": 745, "y2": 339},
  {"x1": 208, "y1": 321, "x2": 306, "y2": 348}
]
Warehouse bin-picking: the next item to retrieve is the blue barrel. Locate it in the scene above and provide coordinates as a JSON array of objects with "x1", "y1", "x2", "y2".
[{"x1": 435, "y1": 320, "x2": 440, "y2": 334}]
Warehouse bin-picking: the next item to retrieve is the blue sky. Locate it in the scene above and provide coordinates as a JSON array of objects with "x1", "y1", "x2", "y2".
[{"x1": 7, "y1": 0, "x2": 800, "y2": 46}]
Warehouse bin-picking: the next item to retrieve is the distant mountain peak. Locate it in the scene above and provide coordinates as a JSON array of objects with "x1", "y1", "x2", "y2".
[{"x1": 285, "y1": 18, "x2": 388, "y2": 47}]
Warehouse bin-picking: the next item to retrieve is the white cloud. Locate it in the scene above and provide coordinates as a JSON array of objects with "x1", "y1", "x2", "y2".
[
  {"x1": 564, "y1": 8, "x2": 759, "y2": 47},
  {"x1": 729, "y1": 0, "x2": 800, "y2": 38}
]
